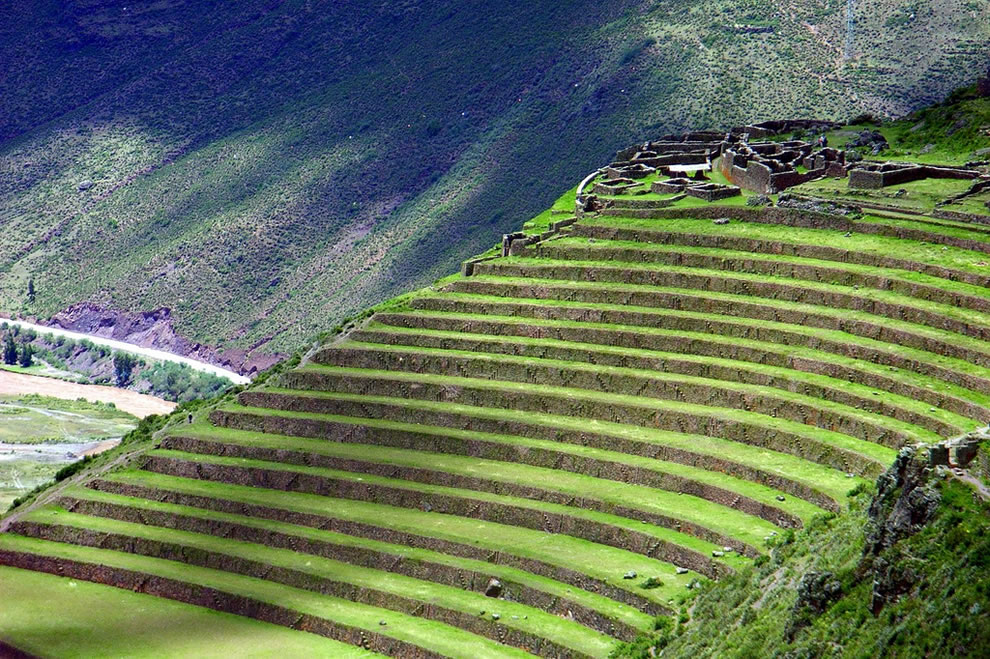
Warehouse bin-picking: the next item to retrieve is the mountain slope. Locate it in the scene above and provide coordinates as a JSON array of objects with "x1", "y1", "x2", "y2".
[{"x1": 2, "y1": 0, "x2": 989, "y2": 371}]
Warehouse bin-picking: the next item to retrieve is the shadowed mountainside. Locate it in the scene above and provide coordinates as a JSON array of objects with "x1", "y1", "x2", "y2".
[{"x1": 2, "y1": 0, "x2": 989, "y2": 371}]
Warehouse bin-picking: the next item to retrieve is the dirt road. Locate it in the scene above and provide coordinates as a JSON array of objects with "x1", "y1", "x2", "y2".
[{"x1": 0, "y1": 371, "x2": 175, "y2": 418}]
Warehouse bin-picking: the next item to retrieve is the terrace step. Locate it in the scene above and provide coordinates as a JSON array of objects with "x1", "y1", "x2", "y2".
[
  {"x1": 238, "y1": 388, "x2": 893, "y2": 478},
  {"x1": 204, "y1": 406, "x2": 830, "y2": 520},
  {"x1": 441, "y1": 278, "x2": 990, "y2": 371},
  {"x1": 569, "y1": 222, "x2": 990, "y2": 291},
  {"x1": 468, "y1": 260, "x2": 990, "y2": 348},
  {"x1": 520, "y1": 239, "x2": 990, "y2": 315},
  {"x1": 313, "y1": 344, "x2": 963, "y2": 438},
  {"x1": 345, "y1": 323, "x2": 990, "y2": 426},
  {"x1": 89, "y1": 470, "x2": 688, "y2": 615},
  {"x1": 0, "y1": 534, "x2": 529, "y2": 659},
  {"x1": 160, "y1": 423, "x2": 800, "y2": 539},
  {"x1": 57, "y1": 486, "x2": 650, "y2": 638},
  {"x1": 9, "y1": 510, "x2": 611, "y2": 657},
  {"x1": 393, "y1": 298, "x2": 990, "y2": 397},
  {"x1": 328, "y1": 336, "x2": 974, "y2": 437},
  {"x1": 139, "y1": 449, "x2": 741, "y2": 576},
  {"x1": 208, "y1": 404, "x2": 846, "y2": 512},
  {"x1": 282, "y1": 365, "x2": 930, "y2": 450},
  {"x1": 590, "y1": 207, "x2": 990, "y2": 257}
]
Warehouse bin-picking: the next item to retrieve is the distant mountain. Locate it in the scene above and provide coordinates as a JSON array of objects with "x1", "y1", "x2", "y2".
[{"x1": 2, "y1": 0, "x2": 988, "y2": 371}]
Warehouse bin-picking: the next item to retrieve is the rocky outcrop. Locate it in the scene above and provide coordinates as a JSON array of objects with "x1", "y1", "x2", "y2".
[{"x1": 864, "y1": 446, "x2": 941, "y2": 613}]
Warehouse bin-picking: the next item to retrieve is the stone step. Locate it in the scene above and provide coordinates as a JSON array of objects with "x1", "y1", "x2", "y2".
[
  {"x1": 317, "y1": 344, "x2": 963, "y2": 438},
  {"x1": 520, "y1": 239, "x2": 990, "y2": 316},
  {"x1": 283, "y1": 364, "x2": 931, "y2": 449},
  {"x1": 0, "y1": 534, "x2": 510, "y2": 659},
  {"x1": 207, "y1": 404, "x2": 843, "y2": 512},
  {"x1": 569, "y1": 222, "x2": 990, "y2": 291},
  {"x1": 345, "y1": 323, "x2": 990, "y2": 426},
  {"x1": 162, "y1": 425, "x2": 802, "y2": 536},
  {"x1": 471, "y1": 259, "x2": 990, "y2": 346},
  {"x1": 9, "y1": 512, "x2": 605, "y2": 657},
  {"x1": 57, "y1": 489, "x2": 649, "y2": 639},
  {"x1": 237, "y1": 388, "x2": 891, "y2": 478},
  {"x1": 336, "y1": 332, "x2": 979, "y2": 434},
  {"x1": 406, "y1": 288, "x2": 990, "y2": 386},
  {"x1": 88, "y1": 472, "x2": 672, "y2": 615},
  {"x1": 139, "y1": 449, "x2": 737, "y2": 578}
]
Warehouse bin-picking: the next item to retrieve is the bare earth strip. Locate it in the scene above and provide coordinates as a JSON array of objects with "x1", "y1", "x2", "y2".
[{"x1": 0, "y1": 371, "x2": 176, "y2": 419}]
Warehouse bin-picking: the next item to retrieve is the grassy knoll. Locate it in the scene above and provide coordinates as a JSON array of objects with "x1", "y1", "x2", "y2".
[{"x1": 0, "y1": 565, "x2": 370, "y2": 658}]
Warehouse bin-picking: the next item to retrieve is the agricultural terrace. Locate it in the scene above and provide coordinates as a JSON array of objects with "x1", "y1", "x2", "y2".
[{"x1": 2, "y1": 127, "x2": 990, "y2": 657}]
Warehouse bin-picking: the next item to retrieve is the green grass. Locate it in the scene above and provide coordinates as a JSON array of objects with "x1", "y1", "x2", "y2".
[
  {"x1": 101, "y1": 468, "x2": 700, "y2": 601},
  {"x1": 576, "y1": 215, "x2": 990, "y2": 278},
  {"x1": 535, "y1": 236, "x2": 990, "y2": 304},
  {"x1": 190, "y1": 411, "x2": 828, "y2": 522},
  {"x1": 63, "y1": 483, "x2": 654, "y2": 630},
  {"x1": 446, "y1": 275, "x2": 990, "y2": 375},
  {"x1": 483, "y1": 256, "x2": 990, "y2": 339},
  {"x1": 393, "y1": 298, "x2": 990, "y2": 403},
  {"x1": 169, "y1": 418, "x2": 789, "y2": 547},
  {"x1": 791, "y1": 176, "x2": 976, "y2": 214},
  {"x1": 146, "y1": 446, "x2": 752, "y2": 566},
  {"x1": 214, "y1": 399, "x2": 855, "y2": 507},
  {"x1": 331, "y1": 339, "x2": 974, "y2": 434},
  {"x1": 0, "y1": 534, "x2": 530, "y2": 659},
  {"x1": 354, "y1": 318, "x2": 990, "y2": 415},
  {"x1": 0, "y1": 565, "x2": 374, "y2": 658},
  {"x1": 22, "y1": 507, "x2": 617, "y2": 656},
  {"x1": 297, "y1": 361, "x2": 941, "y2": 446}
]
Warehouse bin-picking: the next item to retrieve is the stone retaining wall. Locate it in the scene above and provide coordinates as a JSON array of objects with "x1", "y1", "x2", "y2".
[
  {"x1": 286, "y1": 364, "x2": 912, "y2": 449},
  {"x1": 356, "y1": 321, "x2": 987, "y2": 429},
  {"x1": 239, "y1": 390, "x2": 884, "y2": 479},
  {"x1": 141, "y1": 454, "x2": 730, "y2": 579},
  {"x1": 444, "y1": 278, "x2": 990, "y2": 373},
  {"x1": 11, "y1": 521, "x2": 582, "y2": 658},
  {"x1": 0, "y1": 548, "x2": 439, "y2": 658},
  {"x1": 322, "y1": 346, "x2": 961, "y2": 438},
  {"x1": 59, "y1": 495, "x2": 639, "y2": 640},
  {"x1": 385, "y1": 306, "x2": 990, "y2": 419},
  {"x1": 87, "y1": 478, "x2": 663, "y2": 615}
]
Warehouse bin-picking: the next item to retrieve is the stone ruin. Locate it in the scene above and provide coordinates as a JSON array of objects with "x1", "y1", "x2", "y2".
[
  {"x1": 848, "y1": 162, "x2": 981, "y2": 189},
  {"x1": 607, "y1": 120, "x2": 849, "y2": 196}
]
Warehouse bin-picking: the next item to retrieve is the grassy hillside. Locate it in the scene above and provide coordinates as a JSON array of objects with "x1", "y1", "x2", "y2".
[
  {"x1": 1, "y1": 0, "x2": 988, "y2": 367},
  {"x1": 2, "y1": 88, "x2": 990, "y2": 654}
]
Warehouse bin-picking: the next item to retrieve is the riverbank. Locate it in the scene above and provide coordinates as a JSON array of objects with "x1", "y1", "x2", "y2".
[{"x1": 1, "y1": 319, "x2": 249, "y2": 385}]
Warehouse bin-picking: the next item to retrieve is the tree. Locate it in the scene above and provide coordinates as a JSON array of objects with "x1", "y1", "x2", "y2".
[
  {"x1": 17, "y1": 343, "x2": 32, "y2": 368},
  {"x1": 2, "y1": 335, "x2": 17, "y2": 365},
  {"x1": 113, "y1": 352, "x2": 136, "y2": 387},
  {"x1": 26, "y1": 278, "x2": 35, "y2": 304}
]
